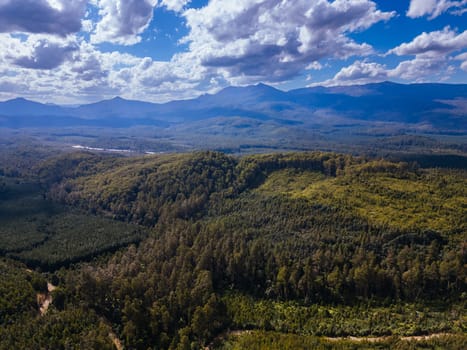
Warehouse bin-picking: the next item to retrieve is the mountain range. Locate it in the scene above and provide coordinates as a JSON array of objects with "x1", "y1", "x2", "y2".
[{"x1": 1, "y1": 82, "x2": 466, "y2": 132}]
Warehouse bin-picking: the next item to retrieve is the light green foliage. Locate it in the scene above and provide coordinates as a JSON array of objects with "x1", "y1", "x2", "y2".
[
  {"x1": 224, "y1": 294, "x2": 466, "y2": 337},
  {"x1": 215, "y1": 331, "x2": 467, "y2": 350},
  {"x1": 257, "y1": 165, "x2": 467, "y2": 234}
]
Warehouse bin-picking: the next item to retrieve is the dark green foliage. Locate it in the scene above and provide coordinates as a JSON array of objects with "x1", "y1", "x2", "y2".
[
  {"x1": 36, "y1": 151, "x2": 122, "y2": 186},
  {"x1": 0, "y1": 259, "x2": 38, "y2": 324},
  {"x1": 0, "y1": 307, "x2": 115, "y2": 350},
  {"x1": 0, "y1": 176, "x2": 147, "y2": 269},
  {"x1": 0, "y1": 259, "x2": 114, "y2": 349},
  {"x1": 0, "y1": 142, "x2": 58, "y2": 178},
  {"x1": 65, "y1": 234, "x2": 230, "y2": 350},
  {"x1": 1, "y1": 149, "x2": 465, "y2": 349},
  {"x1": 11, "y1": 212, "x2": 147, "y2": 269},
  {"x1": 49, "y1": 151, "x2": 238, "y2": 225}
]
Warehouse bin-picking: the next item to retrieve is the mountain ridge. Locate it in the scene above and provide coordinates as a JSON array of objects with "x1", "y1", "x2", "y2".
[{"x1": 1, "y1": 82, "x2": 466, "y2": 131}]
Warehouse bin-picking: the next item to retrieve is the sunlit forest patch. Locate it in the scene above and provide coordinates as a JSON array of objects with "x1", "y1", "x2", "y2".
[{"x1": 257, "y1": 167, "x2": 467, "y2": 234}]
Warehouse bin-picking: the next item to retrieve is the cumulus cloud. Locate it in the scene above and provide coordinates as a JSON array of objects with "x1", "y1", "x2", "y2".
[
  {"x1": 182, "y1": 0, "x2": 394, "y2": 84},
  {"x1": 71, "y1": 53, "x2": 108, "y2": 81},
  {"x1": 0, "y1": 31, "x2": 208, "y2": 103},
  {"x1": 454, "y1": 52, "x2": 467, "y2": 71},
  {"x1": 392, "y1": 56, "x2": 452, "y2": 81},
  {"x1": 161, "y1": 0, "x2": 191, "y2": 12},
  {"x1": 407, "y1": 0, "x2": 467, "y2": 19},
  {"x1": 387, "y1": 27, "x2": 467, "y2": 80},
  {"x1": 0, "y1": 34, "x2": 128, "y2": 102},
  {"x1": 91, "y1": 0, "x2": 158, "y2": 45},
  {"x1": 315, "y1": 27, "x2": 467, "y2": 86},
  {"x1": 389, "y1": 27, "x2": 467, "y2": 57},
  {"x1": 0, "y1": 34, "x2": 79, "y2": 70},
  {"x1": 13, "y1": 39, "x2": 78, "y2": 70},
  {"x1": 311, "y1": 56, "x2": 454, "y2": 86},
  {"x1": 332, "y1": 60, "x2": 388, "y2": 82},
  {"x1": 0, "y1": 0, "x2": 86, "y2": 36},
  {"x1": 310, "y1": 60, "x2": 389, "y2": 86}
]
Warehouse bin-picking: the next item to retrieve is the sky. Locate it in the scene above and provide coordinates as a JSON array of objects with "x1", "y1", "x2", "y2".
[{"x1": 0, "y1": 0, "x2": 466, "y2": 104}]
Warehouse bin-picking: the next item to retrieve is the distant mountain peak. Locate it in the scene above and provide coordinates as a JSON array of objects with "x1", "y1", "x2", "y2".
[
  {"x1": 254, "y1": 82, "x2": 282, "y2": 91},
  {"x1": 5, "y1": 97, "x2": 43, "y2": 105},
  {"x1": 111, "y1": 96, "x2": 125, "y2": 101},
  {"x1": 9, "y1": 97, "x2": 29, "y2": 102}
]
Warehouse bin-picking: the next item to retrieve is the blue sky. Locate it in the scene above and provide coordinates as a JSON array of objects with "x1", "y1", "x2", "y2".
[{"x1": 0, "y1": 0, "x2": 466, "y2": 104}]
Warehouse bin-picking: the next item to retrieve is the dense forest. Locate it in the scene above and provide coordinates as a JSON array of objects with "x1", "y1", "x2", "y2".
[{"x1": 0, "y1": 146, "x2": 465, "y2": 349}]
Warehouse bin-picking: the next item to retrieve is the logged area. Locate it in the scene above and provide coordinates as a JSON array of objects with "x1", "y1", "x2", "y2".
[{"x1": 0, "y1": 148, "x2": 465, "y2": 349}]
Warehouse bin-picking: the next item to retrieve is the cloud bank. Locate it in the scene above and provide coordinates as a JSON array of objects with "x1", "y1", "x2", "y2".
[
  {"x1": 182, "y1": 0, "x2": 394, "y2": 84},
  {"x1": 0, "y1": 0, "x2": 465, "y2": 103}
]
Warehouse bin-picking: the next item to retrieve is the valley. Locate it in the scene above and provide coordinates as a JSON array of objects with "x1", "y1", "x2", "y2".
[
  {"x1": 1, "y1": 82, "x2": 466, "y2": 156},
  {"x1": 0, "y1": 146, "x2": 465, "y2": 349}
]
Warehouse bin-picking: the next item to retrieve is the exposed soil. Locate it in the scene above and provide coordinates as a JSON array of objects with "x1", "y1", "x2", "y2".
[{"x1": 37, "y1": 282, "x2": 56, "y2": 315}]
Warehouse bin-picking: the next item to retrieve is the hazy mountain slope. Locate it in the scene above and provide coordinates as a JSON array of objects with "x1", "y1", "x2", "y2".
[
  {"x1": 72, "y1": 96, "x2": 161, "y2": 119},
  {"x1": 0, "y1": 98, "x2": 66, "y2": 117},
  {"x1": 287, "y1": 82, "x2": 467, "y2": 127},
  {"x1": 0, "y1": 82, "x2": 466, "y2": 131}
]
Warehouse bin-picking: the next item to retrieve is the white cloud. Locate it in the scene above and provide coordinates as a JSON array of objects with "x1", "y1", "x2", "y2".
[
  {"x1": 335, "y1": 60, "x2": 388, "y2": 81},
  {"x1": 407, "y1": 0, "x2": 467, "y2": 19},
  {"x1": 391, "y1": 56, "x2": 451, "y2": 81},
  {"x1": 314, "y1": 27, "x2": 467, "y2": 87},
  {"x1": 306, "y1": 61, "x2": 323, "y2": 70},
  {"x1": 454, "y1": 52, "x2": 467, "y2": 71},
  {"x1": 310, "y1": 56, "x2": 454, "y2": 87},
  {"x1": 181, "y1": 0, "x2": 394, "y2": 84},
  {"x1": 91, "y1": 0, "x2": 158, "y2": 45},
  {"x1": 0, "y1": 30, "x2": 212, "y2": 103},
  {"x1": 389, "y1": 27, "x2": 467, "y2": 57},
  {"x1": 0, "y1": 0, "x2": 401, "y2": 103},
  {"x1": 161, "y1": 0, "x2": 191, "y2": 12},
  {"x1": 386, "y1": 27, "x2": 467, "y2": 80},
  {"x1": 0, "y1": 34, "x2": 144, "y2": 102},
  {"x1": 81, "y1": 19, "x2": 94, "y2": 33},
  {"x1": 310, "y1": 60, "x2": 389, "y2": 86},
  {"x1": 1, "y1": 34, "x2": 78, "y2": 70}
]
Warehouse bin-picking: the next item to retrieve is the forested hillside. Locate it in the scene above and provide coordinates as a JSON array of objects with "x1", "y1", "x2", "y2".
[{"x1": 0, "y1": 150, "x2": 465, "y2": 349}]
